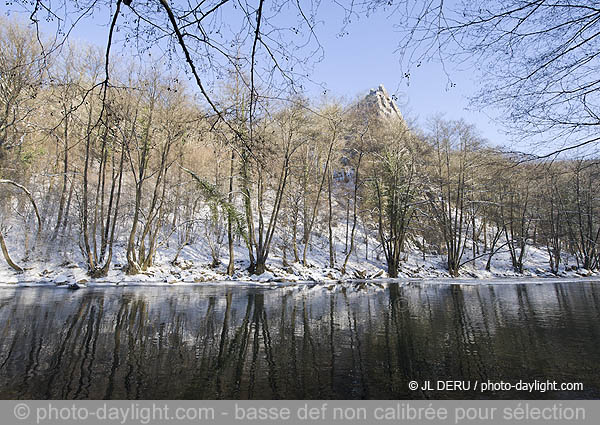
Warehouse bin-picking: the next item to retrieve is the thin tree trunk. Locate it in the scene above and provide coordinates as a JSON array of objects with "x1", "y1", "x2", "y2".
[
  {"x1": 327, "y1": 168, "x2": 335, "y2": 268},
  {"x1": 344, "y1": 198, "x2": 349, "y2": 253},
  {"x1": 302, "y1": 139, "x2": 335, "y2": 265},
  {"x1": 227, "y1": 149, "x2": 235, "y2": 275},
  {"x1": 0, "y1": 231, "x2": 23, "y2": 273},
  {"x1": 342, "y1": 150, "x2": 363, "y2": 274},
  {"x1": 292, "y1": 199, "x2": 299, "y2": 263},
  {"x1": 52, "y1": 114, "x2": 69, "y2": 240},
  {"x1": 0, "y1": 180, "x2": 42, "y2": 239}
]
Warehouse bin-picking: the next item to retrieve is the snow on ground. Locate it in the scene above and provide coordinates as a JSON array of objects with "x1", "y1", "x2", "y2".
[{"x1": 0, "y1": 213, "x2": 598, "y2": 288}]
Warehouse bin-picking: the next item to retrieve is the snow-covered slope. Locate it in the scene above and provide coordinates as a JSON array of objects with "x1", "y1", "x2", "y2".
[{"x1": 1, "y1": 85, "x2": 598, "y2": 287}]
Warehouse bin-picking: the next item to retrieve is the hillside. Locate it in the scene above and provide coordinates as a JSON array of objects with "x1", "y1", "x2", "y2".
[{"x1": 1, "y1": 79, "x2": 598, "y2": 286}]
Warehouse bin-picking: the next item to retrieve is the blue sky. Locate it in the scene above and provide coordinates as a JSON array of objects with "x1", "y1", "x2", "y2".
[
  {"x1": 2, "y1": 1, "x2": 509, "y2": 148},
  {"x1": 307, "y1": 4, "x2": 507, "y2": 147}
]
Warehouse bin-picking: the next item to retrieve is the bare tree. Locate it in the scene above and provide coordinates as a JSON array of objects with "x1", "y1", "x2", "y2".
[
  {"x1": 243, "y1": 100, "x2": 308, "y2": 274},
  {"x1": 563, "y1": 160, "x2": 600, "y2": 270},
  {"x1": 365, "y1": 120, "x2": 421, "y2": 278},
  {"x1": 361, "y1": 0, "x2": 600, "y2": 156},
  {"x1": 301, "y1": 105, "x2": 342, "y2": 267},
  {"x1": 538, "y1": 165, "x2": 566, "y2": 274},
  {"x1": 0, "y1": 179, "x2": 42, "y2": 272},
  {"x1": 426, "y1": 118, "x2": 481, "y2": 277},
  {"x1": 340, "y1": 111, "x2": 370, "y2": 275},
  {"x1": 0, "y1": 18, "x2": 43, "y2": 160}
]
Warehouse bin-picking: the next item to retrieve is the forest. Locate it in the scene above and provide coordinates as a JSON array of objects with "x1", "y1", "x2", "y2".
[{"x1": 1, "y1": 16, "x2": 599, "y2": 283}]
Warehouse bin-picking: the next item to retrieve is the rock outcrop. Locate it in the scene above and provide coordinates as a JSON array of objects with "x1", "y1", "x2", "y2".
[{"x1": 362, "y1": 84, "x2": 402, "y2": 120}]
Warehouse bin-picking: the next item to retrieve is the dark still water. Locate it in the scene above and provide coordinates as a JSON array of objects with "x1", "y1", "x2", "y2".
[{"x1": 0, "y1": 281, "x2": 599, "y2": 399}]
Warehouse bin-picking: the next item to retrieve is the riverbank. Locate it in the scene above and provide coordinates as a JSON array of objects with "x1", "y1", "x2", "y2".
[{"x1": 1, "y1": 243, "x2": 598, "y2": 287}]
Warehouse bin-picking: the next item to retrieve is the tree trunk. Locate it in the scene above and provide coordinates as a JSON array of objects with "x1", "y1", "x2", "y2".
[
  {"x1": 342, "y1": 150, "x2": 362, "y2": 275},
  {"x1": 387, "y1": 257, "x2": 398, "y2": 278},
  {"x1": 344, "y1": 198, "x2": 349, "y2": 253},
  {"x1": 255, "y1": 257, "x2": 266, "y2": 275},
  {"x1": 292, "y1": 202, "x2": 299, "y2": 262},
  {"x1": 52, "y1": 115, "x2": 69, "y2": 240},
  {"x1": 302, "y1": 139, "x2": 335, "y2": 266},
  {"x1": 0, "y1": 180, "x2": 42, "y2": 241},
  {"x1": 0, "y1": 231, "x2": 23, "y2": 273},
  {"x1": 327, "y1": 168, "x2": 335, "y2": 268},
  {"x1": 227, "y1": 149, "x2": 235, "y2": 275}
]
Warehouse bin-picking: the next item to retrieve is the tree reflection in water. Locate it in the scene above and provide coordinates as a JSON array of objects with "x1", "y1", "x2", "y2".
[{"x1": 0, "y1": 282, "x2": 599, "y2": 399}]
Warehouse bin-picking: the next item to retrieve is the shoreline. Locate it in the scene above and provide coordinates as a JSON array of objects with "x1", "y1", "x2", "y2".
[
  {"x1": 2, "y1": 273, "x2": 599, "y2": 289},
  {"x1": 2, "y1": 246, "x2": 598, "y2": 288}
]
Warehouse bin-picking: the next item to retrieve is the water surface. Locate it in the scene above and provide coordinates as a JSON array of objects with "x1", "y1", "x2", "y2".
[{"x1": 0, "y1": 281, "x2": 599, "y2": 399}]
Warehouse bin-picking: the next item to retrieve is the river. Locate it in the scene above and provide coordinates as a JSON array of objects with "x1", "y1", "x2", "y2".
[{"x1": 0, "y1": 281, "x2": 599, "y2": 399}]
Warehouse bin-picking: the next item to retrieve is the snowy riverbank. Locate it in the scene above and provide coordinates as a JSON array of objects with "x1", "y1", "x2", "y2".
[{"x1": 1, "y1": 240, "x2": 598, "y2": 288}]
